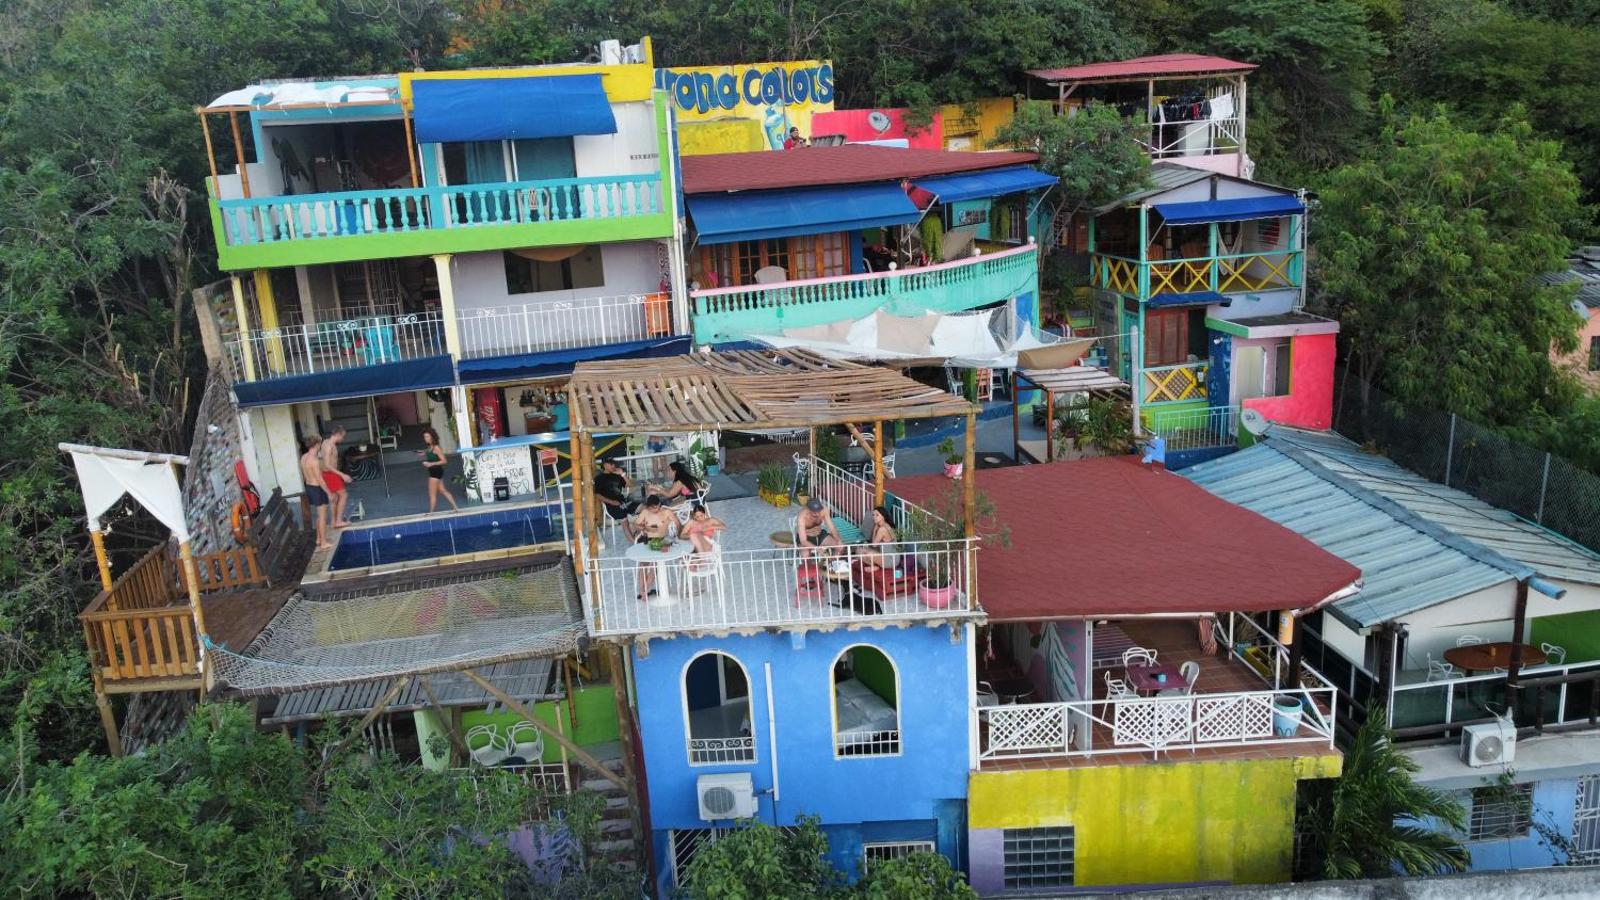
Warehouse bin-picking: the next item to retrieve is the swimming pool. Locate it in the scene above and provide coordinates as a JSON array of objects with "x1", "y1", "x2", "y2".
[{"x1": 327, "y1": 505, "x2": 567, "y2": 571}]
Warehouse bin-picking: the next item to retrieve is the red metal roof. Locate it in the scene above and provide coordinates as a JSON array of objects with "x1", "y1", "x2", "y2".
[
  {"x1": 891, "y1": 457, "x2": 1359, "y2": 622},
  {"x1": 1029, "y1": 53, "x2": 1256, "y2": 85},
  {"x1": 681, "y1": 145, "x2": 1038, "y2": 195}
]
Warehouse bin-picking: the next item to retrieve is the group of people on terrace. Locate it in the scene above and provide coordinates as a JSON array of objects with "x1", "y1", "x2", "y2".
[{"x1": 298, "y1": 425, "x2": 460, "y2": 552}]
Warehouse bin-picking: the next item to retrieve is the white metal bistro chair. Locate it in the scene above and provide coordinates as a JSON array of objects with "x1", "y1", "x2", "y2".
[
  {"x1": 1541, "y1": 643, "x2": 1567, "y2": 665},
  {"x1": 681, "y1": 537, "x2": 725, "y2": 602},
  {"x1": 1179, "y1": 660, "x2": 1201, "y2": 693},
  {"x1": 1456, "y1": 635, "x2": 1485, "y2": 647},
  {"x1": 1426, "y1": 655, "x2": 1459, "y2": 682},
  {"x1": 507, "y1": 721, "x2": 544, "y2": 762},
  {"x1": 673, "y1": 485, "x2": 712, "y2": 526},
  {"x1": 1102, "y1": 672, "x2": 1136, "y2": 718},
  {"x1": 1122, "y1": 647, "x2": 1158, "y2": 668},
  {"x1": 975, "y1": 680, "x2": 1001, "y2": 708},
  {"x1": 466, "y1": 725, "x2": 510, "y2": 767}
]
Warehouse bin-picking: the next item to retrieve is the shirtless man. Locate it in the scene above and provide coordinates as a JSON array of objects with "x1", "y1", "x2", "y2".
[
  {"x1": 319, "y1": 426, "x2": 351, "y2": 527},
  {"x1": 632, "y1": 496, "x2": 679, "y2": 600},
  {"x1": 299, "y1": 436, "x2": 334, "y2": 550},
  {"x1": 796, "y1": 497, "x2": 842, "y2": 560}
]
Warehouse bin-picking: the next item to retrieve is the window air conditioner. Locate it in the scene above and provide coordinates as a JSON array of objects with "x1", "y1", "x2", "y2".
[
  {"x1": 1461, "y1": 719, "x2": 1517, "y2": 768},
  {"x1": 696, "y1": 772, "x2": 757, "y2": 821}
]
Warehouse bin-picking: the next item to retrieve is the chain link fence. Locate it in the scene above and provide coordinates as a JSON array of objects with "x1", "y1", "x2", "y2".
[{"x1": 1332, "y1": 374, "x2": 1600, "y2": 554}]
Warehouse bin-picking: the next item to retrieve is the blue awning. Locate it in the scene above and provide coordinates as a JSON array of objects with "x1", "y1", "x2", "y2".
[
  {"x1": 456, "y1": 335, "x2": 692, "y2": 385},
  {"x1": 234, "y1": 354, "x2": 456, "y2": 408},
  {"x1": 911, "y1": 166, "x2": 1058, "y2": 203},
  {"x1": 1152, "y1": 195, "x2": 1304, "y2": 225},
  {"x1": 1148, "y1": 291, "x2": 1229, "y2": 308},
  {"x1": 413, "y1": 75, "x2": 617, "y2": 143},
  {"x1": 687, "y1": 183, "x2": 921, "y2": 245}
]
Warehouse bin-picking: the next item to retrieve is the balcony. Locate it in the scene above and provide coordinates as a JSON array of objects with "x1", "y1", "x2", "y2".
[
  {"x1": 689, "y1": 243, "x2": 1039, "y2": 345},
  {"x1": 1141, "y1": 361, "x2": 1209, "y2": 405},
  {"x1": 1389, "y1": 658, "x2": 1600, "y2": 739},
  {"x1": 1090, "y1": 249, "x2": 1300, "y2": 299},
  {"x1": 209, "y1": 174, "x2": 672, "y2": 270},
  {"x1": 580, "y1": 458, "x2": 980, "y2": 638},
  {"x1": 223, "y1": 311, "x2": 448, "y2": 385},
  {"x1": 978, "y1": 613, "x2": 1338, "y2": 767},
  {"x1": 1147, "y1": 403, "x2": 1238, "y2": 451},
  {"x1": 456, "y1": 293, "x2": 675, "y2": 363},
  {"x1": 1139, "y1": 117, "x2": 1244, "y2": 163}
]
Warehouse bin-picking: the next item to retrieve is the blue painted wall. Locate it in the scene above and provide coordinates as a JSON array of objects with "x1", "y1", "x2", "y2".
[
  {"x1": 633, "y1": 625, "x2": 972, "y2": 889},
  {"x1": 1460, "y1": 778, "x2": 1580, "y2": 871}
]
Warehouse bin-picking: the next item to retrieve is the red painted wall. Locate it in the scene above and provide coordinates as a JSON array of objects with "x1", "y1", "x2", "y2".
[
  {"x1": 1243, "y1": 331, "x2": 1336, "y2": 430},
  {"x1": 809, "y1": 108, "x2": 944, "y2": 149}
]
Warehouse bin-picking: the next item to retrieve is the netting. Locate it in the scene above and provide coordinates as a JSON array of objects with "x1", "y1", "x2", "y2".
[{"x1": 207, "y1": 564, "x2": 585, "y2": 696}]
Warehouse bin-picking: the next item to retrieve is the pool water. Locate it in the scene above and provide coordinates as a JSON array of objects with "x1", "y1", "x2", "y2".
[{"x1": 328, "y1": 507, "x2": 565, "y2": 571}]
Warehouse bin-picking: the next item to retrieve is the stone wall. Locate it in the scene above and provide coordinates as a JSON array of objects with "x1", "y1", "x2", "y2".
[{"x1": 182, "y1": 369, "x2": 244, "y2": 555}]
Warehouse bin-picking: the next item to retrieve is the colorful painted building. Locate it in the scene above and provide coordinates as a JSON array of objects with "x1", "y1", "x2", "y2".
[
  {"x1": 680, "y1": 144, "x2": 1054, "y2": 347},
  {"x1": 1086, "y1": 162, "x2": 1335, "y2": 467},
  {"x1": 1542, "y1": 252, "x2": 1600, "y2": 392},
  {"x1": 655, "y1": 60, "x2": 836, "y2": 155}
]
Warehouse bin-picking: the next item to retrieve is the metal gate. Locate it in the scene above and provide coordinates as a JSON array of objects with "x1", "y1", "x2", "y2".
[{"x1": 1576, "y1": 774, "x2": 1600, "y2": 865}]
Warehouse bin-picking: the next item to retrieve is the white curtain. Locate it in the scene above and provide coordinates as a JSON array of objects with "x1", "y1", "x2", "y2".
[{"x1": 70, "y1": 451, "x2": 190, "y2": 541}]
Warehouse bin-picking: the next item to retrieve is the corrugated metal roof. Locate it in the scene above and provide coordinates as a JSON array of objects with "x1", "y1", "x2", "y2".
[
  {"x1": 1092, "y1": 163, "x2": 1211, "y2": 213},
  {"x1": 1184, "y1": 444, "x2": 1513, "y2": 630},
  {"x1": 1539, "y1": 257, "x2": 1600, "y2": 311},
  {"x1": 1029, "y1": 54, "x2": 1256, "y2": 85},
  {"x1": 1266, "y1": 429, "x2": 1600, "y2": 586}
]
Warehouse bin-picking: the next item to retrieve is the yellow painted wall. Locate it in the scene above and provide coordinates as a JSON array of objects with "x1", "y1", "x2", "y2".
[
  {"x1": 677, "y1": 118, "x2": 769, "y2": 156},
  {"x1": 656, "y1": 60, "x2": 835, "y2": 154},
  {"x1": 940, "y1": 97, "x2": 1017, "y2": 151},
  {"x1": 399, "y1": 40, "x2": 658, "y2": 105},
  {"x1": 970, "y1": 754, "x2": 1341, "y2": 886}
]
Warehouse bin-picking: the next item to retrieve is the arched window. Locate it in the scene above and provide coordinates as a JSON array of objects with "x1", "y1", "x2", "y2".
[
  {"x1": 683, "y1": 651, "x2": 755, "y2": 765},
  {"x1": 832, "y1": 644, "x2": 901, "y2": 757}
]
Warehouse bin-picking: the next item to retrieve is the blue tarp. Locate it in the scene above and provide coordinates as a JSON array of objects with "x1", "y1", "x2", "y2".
[
  {"x1": 455, "y1": 335, "x2": 692, "y2": 384},
  {"x1": 1152, "y1": 195, "x2": 1304, "y2": 225},
  {"x1": 687, "y1": 183, "x2": 922, "y2": 245},
  {"x1": 234, "y1": 354, "x2": 456, "y2": 408},
  {"x1": 413, "y1": 75, "x2": 617, "y2": 143},
  {"x1": 911, "y1": 166, "x2": 1058, "y2": 203},
  {"x1": 1148, "y1": 290, "x2": 1229, "y2": 308}
]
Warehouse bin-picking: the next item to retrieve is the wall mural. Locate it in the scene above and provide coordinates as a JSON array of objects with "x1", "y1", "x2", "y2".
[{"x1": 655, "y1": 62, "x2": 835, "y2": 154}]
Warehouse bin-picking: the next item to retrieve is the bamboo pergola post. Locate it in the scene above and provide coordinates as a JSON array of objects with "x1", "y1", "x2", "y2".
[
  {"x1": 402, "y1": 108, "x2": 420, "y2": 188},
  {"x1": 568, "y1": 429, "x2": 587, "y2": 578},
  {"x1": 581, "y1": 432, "x2": 600, "y2": 562},
  {"x1": 872, "y1": 419, "x2": 885, "y2": 507},
  {"x1": 94, "y1": 684, "x2": 122, "y2": 757},
  {"x1": 459, "y1": 668, "x2": 631, "y2": 794},
  {"x1": 198, "y1": 112, "x2": 220, "y2": 189},
  {"x1": 1044, "y1": 389, "x2": 1056, "y2": 462},
  {"x1": 963, "y1": 412, "x2": 977, "y2": 538},
  {"x1": 89, "y1": 529, "x2": 114, "y2": 591},
  {"x1": 227, "y1": 111, "x2": 251, "y2": 198}
]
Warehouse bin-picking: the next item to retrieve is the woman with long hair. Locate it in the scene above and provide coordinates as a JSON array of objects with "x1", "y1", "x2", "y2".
[
  {"x1": 858, "y1": 505, "x2": 899, "y2": 572},
  {"x1": 647, "y1": 460, "x2": 701, "y2": 506},
  {"x1": 418, "y1": 427, "x2": 460, "y2": 513}
]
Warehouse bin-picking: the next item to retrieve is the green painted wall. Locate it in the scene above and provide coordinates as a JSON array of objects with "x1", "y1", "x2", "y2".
[
  {"x1": 850, "y1": 646, "x2": 897, "y2": 705},
  {"x1": 415, "y1": 682, "x2": 620, "y2": 769},
  {"x1": 1141, "y1": 399, "x2": 1207, "y2": 433},
  {"x1": 1530, "y1": 610, "x2": 1600, "y2": 663},
  {"x1": 969, "y1": 754, "x2": 1341, "y2": 886}
]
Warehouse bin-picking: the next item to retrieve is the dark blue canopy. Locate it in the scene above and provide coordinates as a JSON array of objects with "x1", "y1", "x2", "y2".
[
  {"x1": 1152, "y1": 195, "x2": 1303, "y2": 225},
  {"x1": 456, "y1": 336, "x2": 691, "y2": 384},
  {"x1": 234, "y1": 355, "x2": 456, "y2": 408},
  {"x1": 1148, "y1": 291, "x2": 1229, "y2": 308},
  {"x1": 413, "y1": 75, "x2": 617, "y2": 143},
  {"x1": 687, "y1": 183, "x2": 921, "y2": 244},
  {"x1": 911, "y1": 166, "x2": 1058, "y2": 202}
]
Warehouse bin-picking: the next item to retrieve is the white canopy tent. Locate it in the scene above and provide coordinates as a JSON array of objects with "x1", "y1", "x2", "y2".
[{"x1": 744, "y1": 307, "x2": 1092, "y2": 369}]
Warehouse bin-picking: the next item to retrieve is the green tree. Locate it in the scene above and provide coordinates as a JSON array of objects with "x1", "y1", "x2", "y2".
[
  {"x1": 1315, "y1": 103, "x2": 1585, "y2": 426},
  {"x1": 855, "y1": 852, "x2": 976, "y2": 899},
  {"x1": 991, "y1": 102, "x2": 1151, "y2": 240},
  {"x1": 682, "y1": 816, "x2": 844, "y2": 899},
  {"x1": 1299, "y1": 708, "x2": 1470, "y2": 879}
]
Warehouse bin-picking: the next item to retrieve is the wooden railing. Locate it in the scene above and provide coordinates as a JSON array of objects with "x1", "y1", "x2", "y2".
[{"x1": 1091, "y1": 250, "x2": 1301, "y2": 298}]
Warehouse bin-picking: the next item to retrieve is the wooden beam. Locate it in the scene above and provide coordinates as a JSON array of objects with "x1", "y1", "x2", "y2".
[
  {"x1": 568, "y1": 429, "x2": 587, "y2": 578},
  {"x1": 581, "y1": 432, "x2": 600, "y2": 562},
  {"x1": 459, "y1": 668, "x2": 631, "y2": 794},
  {"x1": 89, "y1": 529, "x2": 114, "y2": 591},
  {"x1": 321, "y1": 676, "x2": 410, "y2": 765},
  {"x1": 198, "y1": 113, "x2": 220, "y2": 188},
  {"x1": 1506, "y1": 578, "x2": 1530, "y2": 711},
  {"x1": 228, "y1": 111, "x2": 251, "y2": 199},
  {"x1": 418, "y1": 675, "x2": 468, "y2": 765},
  {"x1": 94, "y1": 685, "x2": 122, "y2": 757},
  {"x1": 1011, "y1": 384, "x2": 1022, "y2": 465},
  {"x1": 1044, "y1": 389, "x2": 1055, "y2": 462},
  {"x1": 402, "y1": 108, "x2": 420, "y2": 188},
  {"x1": 605, "y1": 645, "x2": 649, "y2": 867},
  {"x1": 963, "y1": 412, "x2": 977, "y2": 538},
  {"x1": 872, "y1": 419, "x2": 885, "y2": 507}
]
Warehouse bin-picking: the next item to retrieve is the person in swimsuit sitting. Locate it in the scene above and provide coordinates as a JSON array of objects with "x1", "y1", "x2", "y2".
[
  {"x1": 319, "y1": 425, "x2": 351, "y2": 527},
  {"x1": 632, "y1": 496, "x2": 678, "y2": 599},
  {"x1": 681, "y1": 503, "x2": 727, "y2": 553},
  {"x1": 646, "y1": 461, "x2": 700, "y2": 507},
  {"x1": 299, "y1": 435, "x2": 334, "y2": 551},
  {"x1": 795, "y1": 497, "x2": 842, "y2": 560},
  {"x1": 417, "y1": 427, "x2": 459, "y2": 514},
  {"x1": 858, "y1": 505, "x2": 899, "y2": 573}
]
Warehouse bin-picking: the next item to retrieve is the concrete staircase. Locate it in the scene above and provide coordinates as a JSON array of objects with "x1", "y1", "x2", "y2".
[{"x1": 581, "y1": 751, "x2": 642, "y2": 874}]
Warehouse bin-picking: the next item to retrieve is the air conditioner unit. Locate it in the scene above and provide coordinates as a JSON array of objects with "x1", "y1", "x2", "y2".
[
  {"x1": 696, "y1": 772, "x2": 757, "y2": 821},
  {"x1": 1461, "y1": 719, "x2": 1517, "y2": 768}
]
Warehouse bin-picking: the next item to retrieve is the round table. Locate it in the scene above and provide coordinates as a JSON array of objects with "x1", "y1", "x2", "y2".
[
  {"x1": 624, "y1": 540, "x2": 696, "y2": 606},
  {"x1": 1443, "y1": 642, "x2": 1546, "y2": 674},
  {"x1": 990, "y1": 676, "x2": 1037, "y2": 704}
]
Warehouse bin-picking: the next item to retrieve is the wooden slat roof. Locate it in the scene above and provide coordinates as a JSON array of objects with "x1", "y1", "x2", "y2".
[
  {"x1": 1017, "y1": 367, "x2": 1129, "y2": 393},
  {"x1": 569, "y1": 349, "x2": 976, "y2": 432}
]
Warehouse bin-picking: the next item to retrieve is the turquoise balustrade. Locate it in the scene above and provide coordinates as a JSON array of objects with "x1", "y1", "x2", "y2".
[
  {"x1": 691, "y1": 244, "x2": 1040, "y2": 344},
  {"x1": 216, "y1": 174, "x2": 663, "y2": 247}
]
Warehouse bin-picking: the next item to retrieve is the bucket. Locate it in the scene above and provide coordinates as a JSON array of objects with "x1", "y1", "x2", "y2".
[{"x1": 1272, "y1": 696, "x2": 1304, "y2": 737}]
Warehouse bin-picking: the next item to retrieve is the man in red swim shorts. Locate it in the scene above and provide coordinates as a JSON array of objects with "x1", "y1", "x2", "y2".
[{"x1": 319, "y1": 426, "x2": 352, "y2": 527}]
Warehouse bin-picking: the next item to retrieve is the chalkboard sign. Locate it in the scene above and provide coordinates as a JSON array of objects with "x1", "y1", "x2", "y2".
[{"x1": 473, "y1": 446, "x2": 535, "y2": 501}]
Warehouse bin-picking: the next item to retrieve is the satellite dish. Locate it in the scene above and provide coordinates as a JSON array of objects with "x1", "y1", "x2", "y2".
[
  {"x1": 1241, "y1": 408, "x2": 1271, "y2": 437},
  {"x1": 867, "y1": 110, "x2": 892, "y2": 134}
]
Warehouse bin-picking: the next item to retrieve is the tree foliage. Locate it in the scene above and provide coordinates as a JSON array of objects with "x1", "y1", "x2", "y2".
[{"x1": 992, "y1": 103, "x2": 1151, "y2": 225}]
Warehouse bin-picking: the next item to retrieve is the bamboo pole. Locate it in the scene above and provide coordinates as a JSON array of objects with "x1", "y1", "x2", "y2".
[
  {"x1": 321, "y1": 676, "x2": 410, "y2": 764},
  {"x1": 1011, "y1": 379, "x2": 1022, "y2": 464},
  {"x1": 417, "y1": 675, "x2": 468, "y2": 766},
  {"x1": 581, "y1": 432, "x2": 600, "y2": 563},
  {"x1": 460, "y1": 668, "x2": 631, "y2": 794},
  {"x1": 963, "y1": 411, "x2": 977, "y2": 538},
  {"x1": 228, "y1": 111, "x2": 251, "y2": 198},
  {"x1": 402, "y1": 108, "x2": 420, "y2": 188},
  {"x1": 198, "y1": 113, "x2": 220, "y2": 188},
  {"x1": 872, "y1": 419, "x2": 885, "y2": 507},
  {"x1": 1044, "y1": 389, "x2": 1056, "y2": 462},
  {"x1": 89, "y1": 529, "x2": 114, "y2": 591},
  {"x1": 568, "y1": 429, "x2": 586, "y2": 578},
  {"x1": 94, "y1": 684, "x2": 122, "y2": 757}
]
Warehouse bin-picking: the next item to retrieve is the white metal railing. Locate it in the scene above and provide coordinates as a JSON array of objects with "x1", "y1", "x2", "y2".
[
  {"x1": 223, "y1": 311, "x2": 446, "y2": 382},
  {"x1": 836, "y1": 729, "x2": 901, "y2": 758},
  {"x1": 688, "y1": 736, "x2": 756, "y2": 765},
  {"x1": 456, "y1": 293, "x2": 674, "y2": 361},
  {"x1": 979, "y1": 684, "x2": 1336, "y2": 760},
  {"x1": 1390, "y1": 657, "x2": 1600, "y2": 732},
  {"x1": 1150, "y1": 404, "x2": 1239, "y2": 451},
  {"x1": 1141, "y1": 117, "x2": 1243, "y2": 158},
  {"x1": 1217, "y1": 611, "x2": 1341, "y2": 694},
  {"x1": 807, "y1": 456, "x2": 876, "y2": 535},
  {"x1": 583, "y1": 537, "x2": 976, "y2": 636},
  {"x1": 454, "y1": 760, "x2": 572, "y2": 798}
]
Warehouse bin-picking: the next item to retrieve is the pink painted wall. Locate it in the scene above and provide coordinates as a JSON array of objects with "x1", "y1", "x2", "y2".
[
  {"x1": 1554, "y1": 310, "x2": 1600, "y2": 390},
  {"x1": 809, "y1": 108, "x2": 944, "y2": 149},
  {"x1": 1243, "y1": 331, "x2": 1336, "y2": 430},
  {"x1": 377, "y1": 391, "x2": 422, "y2": 426}
]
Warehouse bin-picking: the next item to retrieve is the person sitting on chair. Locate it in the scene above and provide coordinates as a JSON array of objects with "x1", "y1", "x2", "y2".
[
  {"x1": 646, "y1": 461, "x2": 700, "y2": 507},
  {"x1": 681, "y1": 503, "x2": 726, "y2": 554},
  {"x1": 632, "y1": 496, "x2": 678, "y2": 600},
  {"x1": 858, "y1": 505, "x2": 899, "y2": 573},
  {"x1": 796, "y1": 497, "x2": 842, "y2": 559},
  {"x1": 594, "y1": 457, "x2": 639, "y2": 540}
]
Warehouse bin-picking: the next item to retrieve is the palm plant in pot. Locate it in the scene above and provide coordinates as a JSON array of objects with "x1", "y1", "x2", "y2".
[{"x1": 904, "y1": 483, "x2": 1009, "y2": 608}]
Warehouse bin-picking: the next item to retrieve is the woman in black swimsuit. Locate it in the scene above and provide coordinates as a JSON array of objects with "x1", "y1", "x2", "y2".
[{"x1": 419, "y1": 427, "x2": 459, "y2": 513}]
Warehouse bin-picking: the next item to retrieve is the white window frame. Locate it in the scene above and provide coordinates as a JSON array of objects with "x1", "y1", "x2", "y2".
[
  {"x1": 831, "y1": 643, "x2": 903, "y2": 759},
  {"x1": 681, "y1": 650, "x2": 757, "y2": 767},
  {"x1": 862, "y1": 840, "x2": 936, "y2": 873},
  {"x1": 1002, "y1": 826, "x2": 1076, "y2": 890}
]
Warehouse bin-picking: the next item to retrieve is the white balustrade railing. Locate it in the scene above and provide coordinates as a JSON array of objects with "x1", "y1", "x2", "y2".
[
  {"x1": 980, "y1": 685, "x2": 1336, "y2": 761},
  {"x1": 835, "y1": 729, "x2": 901, "y2": 758},
  {"x1": 807, "y1": 456, "x2": 876, "y2": 535},
  {"x1": 688, "y1": 736, "x2": 757, "y2": 765},
  {"x1": 1141, "y1": 117, "x2": 1243, "y2": 158},
  {"x1": 583, "y1": 537, "x2": 976, "y2": 636},
  {"x1": 456, "y1": 293, "x2": 674, "y2": 361},
  {"x1": 223, "y1": 311, "x2": 446, "y2": 382},
  {"x1": 1150, "y1": 404, "x2": 1239, "y2": 451}
]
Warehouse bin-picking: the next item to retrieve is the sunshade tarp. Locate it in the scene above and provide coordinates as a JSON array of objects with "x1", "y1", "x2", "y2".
[
  {"x1": 912, "y1": 166, "x2": 1058, "y2": 203},
  {"x1": 69, "y1": 450, "x2": 190, "y2": 540},
  {"x1": 746, "y1": 308, "x2": 1068, "y2": 367},
  {"x1": 413, "y1": 75, "x2": 617, "y2": 143},
  {"x1": 1153, "y1": 195, "x2": 1303, "y2": 225},
  {"x1": 234, "y1": 355, "x2": 456, "y2": 408},
  {"x1": 1148, "y1": 290, "x2": 1229, "y2": 308},
  {"x1": 687, "y1": 183, "x2": 921, "y2": 245}
]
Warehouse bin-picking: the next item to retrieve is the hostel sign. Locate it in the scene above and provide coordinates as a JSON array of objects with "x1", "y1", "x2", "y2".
[{"x1": 654, "y1": 61, "x2": 835, "y2": 152}]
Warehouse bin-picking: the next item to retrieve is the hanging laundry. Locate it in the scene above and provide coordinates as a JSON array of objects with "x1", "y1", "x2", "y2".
[{"x1": 1209, "y1": 92, "x2": 1235, "y2": 121}]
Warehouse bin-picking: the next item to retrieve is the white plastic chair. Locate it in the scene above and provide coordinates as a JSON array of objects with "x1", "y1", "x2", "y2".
[
  {"x1": 1179, "y1": 660, "x2": 1201, "y2": 692},
  {"x1": 976, "y1": 680, "x2": 1000, "y2": 708},
  {"x1": 1427, "y1": 655, "x2": 1458, "y2": 682},
  {"x1": 682, "y1": 538, "x2": 725, "y2": 600},
  {"x1": 508, "y1": 721, "x2": 544, "y2": 762},
  {"x1": 466, "y1": 725, "x2": 509, "y2": 767},
  {"x1": 1541, "y1": 642, "x2": 1567, "y2": 665},
  {"x1": 1103, "y1": 671, "x2": 1136, "y2": 712},
  {"x1": 1123, "y1": 647, "x2": 1157, "y2": 668},
  {"x1": 754, "y1": 265, "x2": 787, "y2": 284},
  {"x1": 1456, "y1": 635, "x2": 1484, "y2": 647},
  {"x1": 673, "y1": 485, "x2": 712, "y2": 526}
]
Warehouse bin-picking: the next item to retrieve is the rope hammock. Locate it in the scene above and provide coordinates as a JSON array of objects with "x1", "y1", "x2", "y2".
[{"x1": 207, "y1": 564, "x2": 585, "y2": 696}]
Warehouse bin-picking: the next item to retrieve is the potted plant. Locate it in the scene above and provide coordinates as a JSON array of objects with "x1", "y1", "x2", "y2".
[
  {"x1": 1053, "y1": 396, "x2": 1136, "y2": 459},
  {"x1": 904, "y1": 482, "x2": 1009, "y2": 608},
  {"x1": 756, "y1": 463, "x2": 790, "y2": 507},
  {"x1": 938, "y1": 437, "x2": 963, "y2": 478}
]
